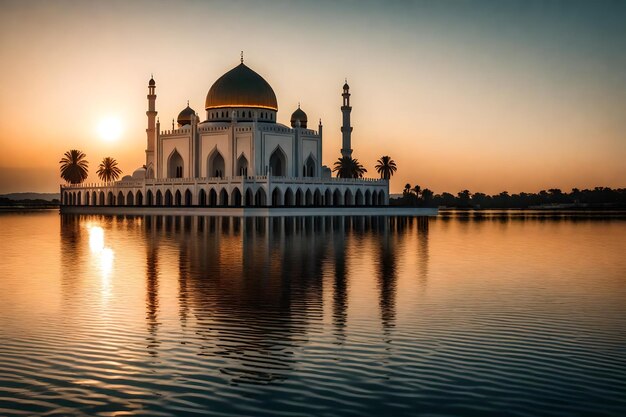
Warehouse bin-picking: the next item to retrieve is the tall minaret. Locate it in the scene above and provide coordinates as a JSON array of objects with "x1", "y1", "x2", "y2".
[
  {"x1": 145, "y1": 75, "x2": 157, "y2": 178},
  {"x1": 340, "y1": 80, "x2": 353, "y2": 158}
]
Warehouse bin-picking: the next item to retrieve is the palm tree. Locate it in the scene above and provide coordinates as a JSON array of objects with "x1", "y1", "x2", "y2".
[
  {"x1": 375, "y1": 156, "x2": 397, "y2": 180},
  {"x1": 412, "y1": 185, "x2": 421, "y2": 198},
  {"x1": 96, "y1": 157, "x2": 122, "y2": 183},
  {"x1": 404, "y1": 183, "x2": 411, "y2": 196},
  {"x1": 59, "y1": 149, "x2": 89, "y2": 184},
  {"x1": 333, "y1": 156, "x2": 367, "y2": 178}
]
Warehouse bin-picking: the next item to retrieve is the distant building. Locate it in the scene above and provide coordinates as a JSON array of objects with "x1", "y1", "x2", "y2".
[{"x1": 61, "y1": 57, "x2": 388, "y2": 208}]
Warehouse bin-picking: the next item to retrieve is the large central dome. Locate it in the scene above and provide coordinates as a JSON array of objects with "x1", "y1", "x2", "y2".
[{"x1": 205, "y1": 63, "x2": 278, "y2": 111}]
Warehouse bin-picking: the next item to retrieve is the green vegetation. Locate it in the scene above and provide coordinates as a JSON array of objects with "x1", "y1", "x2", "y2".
[
  {"x1": 333, "y1": 156, "x2": 367, "y2": 178},
  {"x1": 96, "y1": 157, "x2": 123, "y2": 183},
  {"x1": 59, "y1": 150, "x2": 89, "y2": 184},
  {"x1": 391, "y1": 186, "x2": 626, "y2": 209},
  {"x1": 374, "y1": 156, "x2": 397, "y2": 180}
]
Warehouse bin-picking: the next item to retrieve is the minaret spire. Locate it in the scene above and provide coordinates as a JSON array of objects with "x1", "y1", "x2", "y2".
[
  {"x1": 145, "y1": 76, "x2": 157, "y2": 178},
  {"x1": 240, "y1": 51, "x2": 244, "y2": 64},
  {"x1": 340, "y1": 80, "x2": 353, "y2": 159}
]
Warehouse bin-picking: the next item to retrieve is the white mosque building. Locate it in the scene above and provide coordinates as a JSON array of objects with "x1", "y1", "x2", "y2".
[{"x1": 61, "y1": 57, "x2": 388, "y2": 209}]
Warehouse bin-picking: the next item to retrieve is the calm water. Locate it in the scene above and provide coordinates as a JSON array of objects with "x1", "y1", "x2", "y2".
[{"x1": 0, "y1": 211, "x2": 625, "y2": 417}]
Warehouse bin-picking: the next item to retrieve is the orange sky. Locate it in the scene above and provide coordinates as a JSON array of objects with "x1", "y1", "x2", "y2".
[{"x1": 0, "y1": 0, "x2": 624, "y2": 194}]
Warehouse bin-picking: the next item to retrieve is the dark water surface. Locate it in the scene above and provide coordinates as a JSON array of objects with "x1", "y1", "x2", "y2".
[{"x1": 0, "y1": 211, "x2": 625, "y2": 416}]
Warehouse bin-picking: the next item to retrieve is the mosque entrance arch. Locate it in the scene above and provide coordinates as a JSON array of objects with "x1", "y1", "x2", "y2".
[
  {"x1": 269, "y1": 146, "x2": 287, "y2": 177},
  {"x1": 208, "y1": 150, "x2": 225, "y2": 178},
  {"x1": 167, "y1": 149, "x2": 184, "y2": 178}
]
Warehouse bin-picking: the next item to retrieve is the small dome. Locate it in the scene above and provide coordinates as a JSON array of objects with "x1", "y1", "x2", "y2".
[
  {"x1": 205, "y1": 63, "x2": 278, "y2": 111},
  {"x1": 177, "y1": 104, "x2": 195, "y2": 126},
  {"x1": 149, "y1": 77, "x2": 155, "y2": 86},
  {"x1": 132, "y1": 167, "x2": 146, "y2": 179},
  {"x1": 343, "y1": 81, "x2": 349, "y2": 90},
  {"x1": 290, "y1": 105, "x2": 308, "y2": 128}
]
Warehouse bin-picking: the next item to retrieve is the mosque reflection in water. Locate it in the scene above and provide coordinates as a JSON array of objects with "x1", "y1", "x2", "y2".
[{"x1": 60, "y1": 215, "x2": 429, "y2": 384}]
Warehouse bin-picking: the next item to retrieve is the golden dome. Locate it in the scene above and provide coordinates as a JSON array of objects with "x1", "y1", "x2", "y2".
[
  {"x1": 290, "y1": 105, "x2": 307, "y2": 128},
  {"x1": 205, "y1": 63, "x2": 278, "y2": 111},
  {"x1": 177, "y1": 104, "x2": 195, "y2": 126}
]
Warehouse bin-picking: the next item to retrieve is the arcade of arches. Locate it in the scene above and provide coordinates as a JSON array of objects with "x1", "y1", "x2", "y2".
[{"x1": 62, "y1": 185, "x2": 386, "y2": 207}]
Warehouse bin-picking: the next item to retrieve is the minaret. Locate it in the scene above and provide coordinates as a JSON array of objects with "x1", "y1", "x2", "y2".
[
  {"x1": 146, "y1": 75, "x2": 157, "y2": 178},
  {"x1": 340, "y1": 80, "x2": 353, "y2": 158}
]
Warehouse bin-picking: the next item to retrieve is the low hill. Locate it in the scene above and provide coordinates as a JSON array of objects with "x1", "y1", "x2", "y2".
[{"x1": 0, "y1": 192, "x2": 60, "y2": 201}]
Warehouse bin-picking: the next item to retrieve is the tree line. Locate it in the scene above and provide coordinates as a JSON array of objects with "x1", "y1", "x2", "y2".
[{"x1": 391, "y1": 186, "x2": 626, "y2": 208}]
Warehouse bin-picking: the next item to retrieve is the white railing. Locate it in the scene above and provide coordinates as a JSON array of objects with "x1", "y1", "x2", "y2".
[{"x1": 61, "y1": 175, "x2": 386, "y2": 191}]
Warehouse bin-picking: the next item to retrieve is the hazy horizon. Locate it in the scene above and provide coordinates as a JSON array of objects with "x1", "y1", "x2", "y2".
[{"x1": 1, "y1": 0, "x2": 625, "y2": 194}]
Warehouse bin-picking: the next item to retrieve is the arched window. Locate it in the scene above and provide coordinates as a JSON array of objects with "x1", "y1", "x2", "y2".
[
  {"x1": 236, "y1": 154, "x2": 248, "y2": 177},
  {"x1": 304, "y1": 155, "x2": 316, "y2": 177},
  {"x1": 269, "y1": 146, "x2": 287, "y2": 177},
  {"x1": 167, "y1": 149, "x2": 184, "y2": 178},
  {"x1": 208, "y1": 150, "x2": 225, "y2": 178}
]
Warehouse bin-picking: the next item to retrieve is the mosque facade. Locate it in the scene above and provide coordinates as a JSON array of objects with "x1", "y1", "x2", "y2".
[{"x1": 61, "y1": 58, "x2": 388, "y2": 208}]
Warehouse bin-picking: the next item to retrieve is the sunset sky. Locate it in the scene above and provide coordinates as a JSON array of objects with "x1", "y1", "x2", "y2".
[{"x1": 0, "y1": 0, "x2": 624, "y2": 194}]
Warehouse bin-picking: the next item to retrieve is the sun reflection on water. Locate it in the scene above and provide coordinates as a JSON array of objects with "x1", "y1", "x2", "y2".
[{"x1": 87, "y1": 224, "x2": 114, "y2": 293}]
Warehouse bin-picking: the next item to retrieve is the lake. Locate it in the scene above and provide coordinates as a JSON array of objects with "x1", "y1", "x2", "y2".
[{"x1": 0, "y1": 210, "x2": 625, "y2": 416}]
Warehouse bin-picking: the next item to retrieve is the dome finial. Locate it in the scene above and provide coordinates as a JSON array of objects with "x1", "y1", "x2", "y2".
[
  {"x1": 241, "y1": 51, "x2": 244, "y2": 64},
  {"x1": 298, "y1": 101, "x2": 300, "y2": 109},
  {"x1": 187, "y1": 99, "x2": 189, "y2": 107}
]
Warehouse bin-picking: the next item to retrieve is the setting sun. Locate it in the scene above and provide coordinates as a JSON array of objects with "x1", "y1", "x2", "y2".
[{"x1": 97, "y1": 117, "x2": 122, "y2": 142}]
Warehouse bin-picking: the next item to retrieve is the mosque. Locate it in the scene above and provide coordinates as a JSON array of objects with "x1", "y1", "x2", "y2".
[{"x1": 61, "y1": 57, "x2": 389, "y2": 209}]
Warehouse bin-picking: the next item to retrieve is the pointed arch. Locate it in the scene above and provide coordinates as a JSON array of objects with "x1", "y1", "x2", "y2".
[
  {"x1": 219, "y1": 188, "x2": 229, "y2": 206},
  {"x1": 255, "y1": 188, "x2": 267, "y2": 206},
  {"x1": 325, "y1": 189, "x2": 332, "y2": 206},
  {"x1": 117, "y1": 191, "x2": 125, "y2": 206},
  {"x1": 295, "y1": 188, "x2": 303, "y2": 206},
  {"x1": 147, "y1": 190, "x2": 154, "y2": 206},
  {"x1": 355, "y1": 189, "x2": 364, "y2": 206},
  {"x1": 184, "y1": 189, "x2": 192, "y2": 206},
  {"x1": 207, "y1": 148, "x2": 225, "y2": 178},
  {"x1": 284, "y1": 188, "x2": 294, "y2": 206},
  {"x1": 304, "y1": 154, "x2": 316, "y2": 177},
  {"x1": 85, "y1": 192, "x2": 90, "y2": 206},
  {"x1": 231, "y1": 187, "x2": 242, "y2": 207},
  {"x1": 333, "y1": 189, "x2": 342, "y2": 206},
  {"x1": 236, "y1": 153, "x2": 249, "y2": 177},
  {"x1": 198, "y1": 189, "x2": 207, "y2": 206},
  {"x1": 175, "y1": 190, "x2": 182, "y2": 206},
  {"x1": 107, "y1": 191, "x2": 115, "y2": 205},
  {"x1": 272, "y1": 187, "x2": 283, "y2": 206},
  {"x1": 99, "y1": 191, "x2": 105, "y2": 206},
  {"x1": 314, "y1": 189, "x2": 322, "y2": 206},
  {"x1": 245, "y1": 188, "x2": 254, "y2": 206},
  {"x1": 165, "y1": 189, "x2": 173, "y2": 206},
  {"x1": 378, "y1": 191, "x2": 385, "y2": 205},
  {"x1": 372, "y1": 190, "x2": 378, "y2": 206},
  {"x1": 156, "y1": 190, "x2": 163, "y2": 206},
  {"x1": 77, "y1": 192, "x2": 81, "y2": 205},
  {"x1": 344, "y1": 189, "x2": 353, "y2": 206},
  {"x1": 269, "y1": 145, "x2": 287, "y2": 177},
  {"x1": 209, "y1": 188, "x2": 218, "y2": 206},
  {"x1": 91, "y1": 191, "x2": 97, "y2": 206},
  {"x1": 136, "y1": 191, "x2": 143, "y2": 206},
  {"x1": 305, "y1": 189, "x2": 313, "y2": 206},
  {"x1": 126, "y1": 190, "x2": 134, "y2": 206},
  {"x1": 365, "y1": 189, "x2": 372, "y2": 206},
  {"x1": 167, "y1": 149, "x2": 184, "y2": 178}
]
